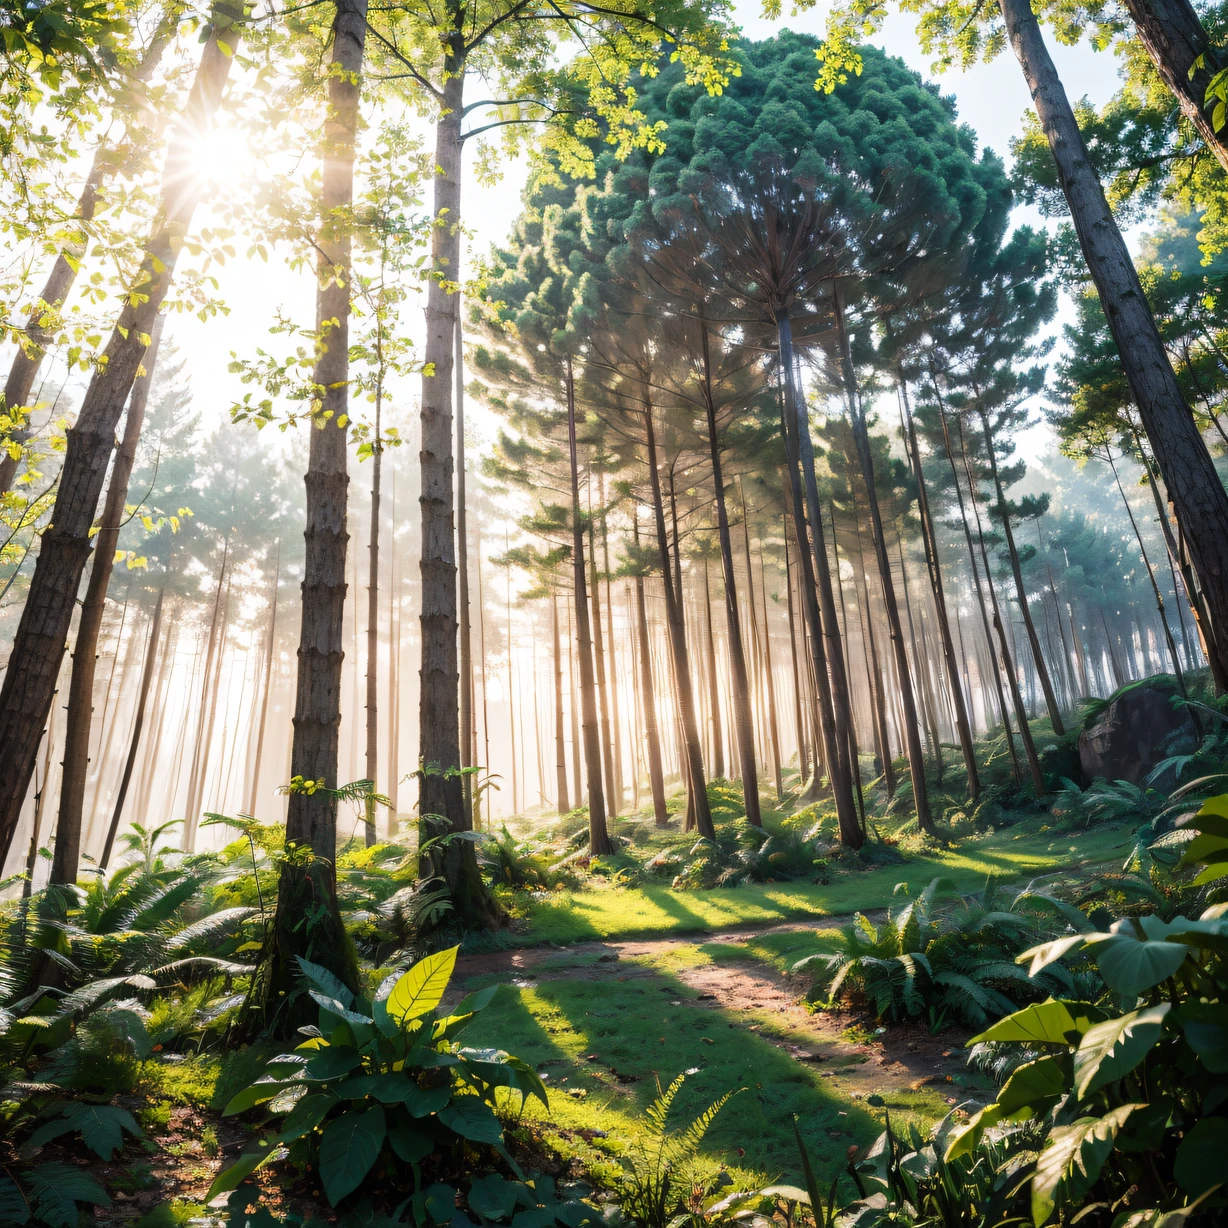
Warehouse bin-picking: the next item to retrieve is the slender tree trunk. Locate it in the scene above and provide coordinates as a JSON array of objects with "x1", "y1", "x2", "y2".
[
  {"x1": 701, "y1": 556, "x2": 725, "y2": 780},
  {"x1": 456, "y1": 309, "x2": 474, "y2": 826},
  {"x1": 99, "y1": 584, "x2": 165, "y2": 869},
  {"x1": 625, "y1": 585, "x2": 643, "y2": 811},
  {"x1": 852, "y1": 505, "x2": 895, "y2": 794},
  {"x1": 567, "y1": 596, "x2": 581, "y2": 814},
  {"x1": 247, "y1": 541, "x2": 280, "y2": 816},
  {"x1": 635, "y1": 514, "x2": 669, "y2": 826},
  {"x1": 783, "y1": 521, "x2": 810, "y2": 787},
  {"x1": 999, "y1": 0, "x2": 1228, "y2": 692},
  {"x1": 897, "y1": 529, "x2": 943, "y2": 782},
  {"x1": 977, "y1": 407, "x2": 1065, "y2": 732},
  {"x1": 0, "y1": 17, "x2": 176, "y2": 494},
  {"x1": 954, "y1": 411, "x2": 1047, "y2": 795},
  {"x1": 644, "y1": 399, "x2": 714, "y2": 839},
  {"x1": 136, "y1": 612, "x2": 177, "y2": 823},
  {"x1": 23, "y1": 686, "x2": 59, "y2": 896},
  {"x1": 363, "y1": 387, "x2": 382, "y2": 845},
  {"x1": 187, "y1": 574, "x2": 231, "y2": 847},
  {"x1": 835, "y1": 294, "x2": 932, "y2": 831},
  {"x1": 776, "y1": 313, "x2": 861, "y2": 845},
  {"x1": 901, "y1": 380, "x2": 979, "y2": 797},
  {"x1": 599, "y1": 472, "x2": 624, "y2": 814},
  {"x1": 184, "y1": 541, "x2": 229, "y2": 831},
  {"x1": 258, "y1": 0, "x2": 367, "y2": 1026},
  {"x1": 589, "y1": 514, "x2": 617, "y2": 818},
  {"x1": 756, "y1": 546, "x2": 784, "y2": 799},
  {"x1": 698, "y1": 323, "x2": 758, "y2": 818},
  {"x1": 51, "y1": 315, "x2": 164, "y2": 886},
  {"x1": 568, "y1": 360, "x2": 610, "y2": 852},
  {"x1": 505, "y1": 555, "x2": 518, "y2": 816},
  {"x1": 552, "y1": 594, "x2": 570, "y2": 814},
  {"x1": 0, "y1": 3, "x2": 246, "y2": 863}
]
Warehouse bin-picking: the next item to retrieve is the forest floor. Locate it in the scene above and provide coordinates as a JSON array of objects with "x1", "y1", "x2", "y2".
[{"x1": 74, "y1": 814, "x2": 1135, "y2": 1226}]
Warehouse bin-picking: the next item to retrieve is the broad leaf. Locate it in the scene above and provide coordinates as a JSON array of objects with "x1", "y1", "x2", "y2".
[
  {"x1": 279, "y1": 1092, "x2": 337, "y2": 1141},
  {"x1": 1174, "y1": 1117, "x2": 1228, "y2": 1196},
  {"x1": 969, "y1": 998, "x2": 1097, "y2": 1047},
  {"x1": 387, "y1": 947, "x2": 458, "y2": 1027},
  {"x1": 1031, "y1": 1104, "x2": 1137, "y2": 1226},
  {"x1": 1073, "y1": 1003, "x2": 1170, "y2": 1097},
  {"x1": 310, "y1": 992, "x2": 373, "y2": 1028},
  {"x1": 319, "y1": 1106, "x2": 386, "y2": 1205},
  {"x1": 205, "y1": 1135, "x2": 282, "y2": 1202},
  {"x1": 302, "y1": 1046, "x2": 362, "y2": 1082},
  {"x1": 25, "y1": 1164, "x2": 109, "y2": 1228},
  {"x1": 438, "y1": 1095, "x2": 504, "y2": 1145},
  {"x1": 1016, "y1": 934, "x2": 1087, "y2": 977},
  {"x1": 469, "y1": 1175, "x2": 519, "y2": 1221},
  {"x1": 945, "y1": 1055, "x2": 1068, "y2": 1160},
  {"x1": 1177, "y1": 1001, "x2": 1228, "y2": 1072},
  {"x1": 296, "y1": 957, "x2": 355, "y2": 1009},
  {"x1": 1089, "y1": 920, "x2": 1191, "y2": 997},
  {"x1": 224, "y1": 1077, "x2": 301, "y2": 1115},
  {"x1": 388, "y1": 1120, "x2": 433, "y2": 1164},
  {"x1": 27, "y1": 1104, "x2": 141, "y2": 1160}
]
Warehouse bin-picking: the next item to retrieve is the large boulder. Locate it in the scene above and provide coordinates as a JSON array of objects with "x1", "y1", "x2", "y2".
[{"x1": 1077, "y1": 681, "x2": 1198, "y2": 787}]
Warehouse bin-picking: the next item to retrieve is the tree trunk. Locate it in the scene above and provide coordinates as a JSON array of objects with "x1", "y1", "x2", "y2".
[
  {"x1": 247, "y1": 541, "x2": 280, "y2": 817},
  {"x1": 23, "y1": 684, "x2": 60, "y2": 896},
  {"x1": 51, "y1": 313, "x2": 164, "y2": 886},
  {"x1": 701, "y1": 556, "x2": 725, "y2": 780},
  {"x1": 100, "y1": 584, "x2": 165, "y2": 869},
  {"x1": 698, "y1": 324, "x2": 758, "y2": 818},
  {"x1": 258, "y1": 0, "x2": 367, "y2": 1028},
  {"x1": 977, "y1": 407, "x2": 1065, "y2": 732},
  {"x1": 836, "y1": 295, "x2": 932, "y2": 831},
  {"x1": 0, "y1": 16, "x2": 176, "y2": 494},
  {"x1": 783, "y1": 520, "x2": 810, "y2": 787},
  {"x1": 456, "y1": 309, "x2": 474, "y2": 826},
  {"x1": 552, "y1": 594, "x2": 570, "y2": 814},
  {"x1": 363, "y1": 387, "x2": 382, "y2": 845},
  {"x1": 0, "y1": 2, "x2": 245, "y2": 865},
  {"x1": 634, "y1": 514, "x2": 669, "y2": 825},
  {"x1": 900, "y1": 379, "x2": 979, "y2": 797},
  {"x1": 644, "y1": 398, "x2": 714, "y2": 839},
  {"x1": 1000, "y1": 0, "x2": 1228, "y2": 692},
  {"x1": 852, "y1": 505, "x2": 895, "y2": 795},
  {"x1": 589, "y1": 515, "x2": 617, "y2": 818},
  {"x1": 954, "y1": 409, "x2": 1047, "y2": 795},
  {"x1": 599, "y1": 472, "x2": 624, "y2": 814},
  {"x1": 184, "y1": 540, "x2": 229, "y2": 835},
  {"x1": 756, "y1": 546, "x2": 784, "y2": 799},
  {"x1": 776, "y1": 312, "x2": 861, "y2": 845},
  {"x1": 897, "y1": 529, "x2": 943, "y2": 783},
  {"x1": 568, "y1": 360, "x2": 610, "y2": 852},
  {"x1": 505, "y1": 556, "x2": 518, "y2": 815}
]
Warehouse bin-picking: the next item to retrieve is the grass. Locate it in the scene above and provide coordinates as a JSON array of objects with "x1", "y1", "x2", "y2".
[
  {"x1": 461, "y1": 951, "x2": 953, "y2": 1191},
  {"x1": 515, "y1": 819, "x2": 1134, "y2": 946}
]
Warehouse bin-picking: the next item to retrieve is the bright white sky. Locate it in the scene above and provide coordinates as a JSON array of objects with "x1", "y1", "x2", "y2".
[{"x1": 166, "y1": 2, "x2": 1125, "y2": 463}]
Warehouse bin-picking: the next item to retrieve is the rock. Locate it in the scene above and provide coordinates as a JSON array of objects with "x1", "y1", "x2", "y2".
[{"x1": 1078, "y1": 681, "x2": 1198, "y2": 787}]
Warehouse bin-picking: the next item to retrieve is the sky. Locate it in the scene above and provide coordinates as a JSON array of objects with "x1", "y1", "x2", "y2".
[{"x1": 164, "y1": 0, "x2": 1127, "y2": 468}]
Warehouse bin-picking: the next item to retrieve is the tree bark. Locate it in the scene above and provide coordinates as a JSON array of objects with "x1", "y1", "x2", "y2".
[
  {"x1": 568, "y1": 360, "x2": 610, "y2": 853},
  {"x1": 247, "y1": 540, "x2": 280, "y2": 817},
  {"x1": 835, "y1": 296, "x2": 932, "y2": 831},
  {"x1": 701, "y1": 555, "x2": 725, "y2": 780},
  {"x1": 777, "y1": 313, "x2": 861, "y2": 845},
  {"x1": 100, "y1": 584, "x2": 164, "y2": 869},
  {"x1": 599, "y1": 472, "x2": 624, "y2": 814},
  {"x1": 1000, "y1": 0, "x2": 1228, "y2": 692},
  {"x1": 552, "y1": 594, "x2": 570, "y2": 814},
  {"x1": 634, "y1": 521, "x2": 670, "y2": 826},
  {"x1": 901, "y1": 380, "x2": 979, "y2": 797},
  {"x1": 363, "y1": 382, "x2": 382, "y2": 846},
  {"x1": 51, "y1": 313, "x2": 164, "y2": 886},
  {"x1": 589, "y1": 514, "x2": 617, "y2": 818},
  {"x1": 259, "y1": 0, "x2": 367, "y2": 1027},
  {"x1": 783, "y1": 520, "x2": 810, "y2": 787},
  {"x1": 456, "y1": 308, "x2": 474, "y2": 826},
  {"x1": 0, "y1": 2, "x2": 245, "y2": 865},
  {"x1": 644, "y1": 398, "x2": 714, "y2": 839}
]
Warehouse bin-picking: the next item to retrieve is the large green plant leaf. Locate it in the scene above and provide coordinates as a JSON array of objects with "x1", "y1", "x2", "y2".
[
  {"x1": 205, "y1": 1136, "x2": 282, "y2": 1202},
  {"x1": 969, "y1": 999, "x2": 1097, "y2": 1046},
  {"x1": 388, "y1": 1120, "x2": 433, "y2": 1163},
  {"x1": 1031, "y1": 1104, "x2": 1138, "y2": 1226},
  {"x1": 279, "y1": 1092, "x2": 338, "y2": 1141},
  {"x1": 319, "y1": 1106, "x2": 386, "y2": 1205},
  {"x1": 27, "y1": 1104, "x2": 141, "y2": 1160},
  {"x1": 946, "y1": 1054, "x2": 1068, "y2": 1160},
  {"x1": 302, "y1": 1046, "x2": 362, "y2": 1082},
  {"x1": 1016, "y1": 934, "x2": 1088, "y2": 977},
  {"x1": 387, "y1": 947, "x2": 458, "y2": 1027},
  {"x1": 1089, "y1": 921, "x2": 1190, "y2": 997},
  {"x1": 1073, "y1": 1003, "x2": 1170, "y2": 1097},
  {"x1": 469, "y1": 1175, "x2": 520, "y2": 1221},
  {"x1": 1177, "y1": 1002, "x2": 1228, "y2": 1072},
  {"x1": 1174, "y1": 1118, "x2": 1228, "y2": 1196},
  {"x1": 296, "y1": 957, "x2": 356, "y2": 1009},
  {"x1": 438, "y1": 1095, "x2": 503, "y2": 1145},
  {"x1": 24, "y1": 1165, "x2": 109, "y2": 1228}
]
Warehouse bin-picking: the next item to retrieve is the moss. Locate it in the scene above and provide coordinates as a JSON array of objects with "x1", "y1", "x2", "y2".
[{"x1": 135, "y1": 1200, "x2": 205, "y2": 1228}]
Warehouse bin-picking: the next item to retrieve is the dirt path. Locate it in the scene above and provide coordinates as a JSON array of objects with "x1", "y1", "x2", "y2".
[{"x1": 454, "y1": 919, "x2": 977, "y2": 1107}]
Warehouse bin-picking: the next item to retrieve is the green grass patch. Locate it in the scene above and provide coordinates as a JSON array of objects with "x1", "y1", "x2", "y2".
[
  {"x1": 517, "y1": 821, "x2": 1132, "y2": 946},
  {"x1": 463, "y1": 959, "x2": 951, "y2": 1190}
]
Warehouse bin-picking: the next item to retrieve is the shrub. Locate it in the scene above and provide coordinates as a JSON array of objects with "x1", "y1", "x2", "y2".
[
  {"x1": 208, "y1": 947, "x2": 546, "y2": 1207},
  {"x1": 793, "y1": 878, "x2": 1077, "y2": 1029}
]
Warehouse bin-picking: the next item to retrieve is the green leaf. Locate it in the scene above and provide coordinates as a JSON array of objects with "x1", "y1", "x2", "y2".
[
  {"x1": 0, "y1": 1176, "x2": 30, "y2": 1227},
  {"x1": 310, "y1": 992, "x2": 374, "y2": 1028},
  {"x1": 279, "y1": 1092, "x2": 337, "y2": 1141},
  {"x1": 438, "y1": 1095, "x2": 503, "y2": 1146},
  {"x1": 1016, "y1": 934, "x2": 1087, "y2": 976},
  {"x1": 469, "y1": 1175, "x2": 519, "y2": 1221},
  {"x1": 205, "y1": 1135, "x2": 282, "y2": 1203},
  {"x1": 1174, "y1": 1117, "x2": 1228, "y2": 1196},
  {"x1": 319, "y1": 1106, "x2": 386, "y2": 1206},
  {"x1": 969, "y1": 998, "x2": 1097, "y2": 1047},
  {"x1": 387, "y1": 1120, "x2": 433, "y2": 1164},
  {"x1": 397, "y1": 1082, "x2": 453, "y2": 1117},
  {"x1": 945, "y1": 1055, "x2": 1068, "y2": 1160},
  {"x1": 387, "y1": 947, "x2": 458, "y2": 1027},
  {"x1": 1032, "y1": 1105, "x2": 1137, "y2": 1226},
  {"x1": 1177, "y1": 1001, "x2": 1228, "y2": 1072},
  {"x1": 25, "y1": 1164, "x2": 109, "y2": 1228},
  {"x1": 1091, "y1": 926, "x2": 1189, "y2": 997},
  {"x1": 303, "y1": 1046, "x2": 363, "y2": 1082},
  {"x1": 28, "y1": 1104, "x2": 141, "y2": 1160},
  {"x1": 224, "y1": 1077, "x2": 300, "y2": 1115},
  {"x1": 1073, "y1": 1003, "x2": 1170, "y2": 1098},
  {"x1": 296, "y1": 957, "x2": 355, "y2": 1009}
]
